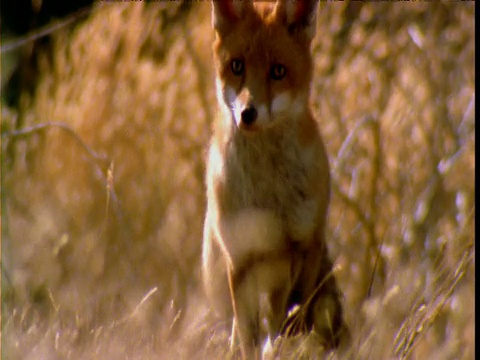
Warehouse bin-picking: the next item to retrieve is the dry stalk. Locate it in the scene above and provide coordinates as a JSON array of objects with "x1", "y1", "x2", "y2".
[{"x1": 394, "y1": 215, "x2": 474, "y2": 359}]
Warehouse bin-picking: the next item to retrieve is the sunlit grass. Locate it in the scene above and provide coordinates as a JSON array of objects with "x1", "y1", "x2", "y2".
[{"x1": 1, "y1": 2, "x2": 474, "y2": 359}]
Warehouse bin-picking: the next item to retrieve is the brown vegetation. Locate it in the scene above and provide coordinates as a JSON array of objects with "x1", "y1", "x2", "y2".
[{"x1": 1, "y1": 2, "x2": 474, "y2": 359}]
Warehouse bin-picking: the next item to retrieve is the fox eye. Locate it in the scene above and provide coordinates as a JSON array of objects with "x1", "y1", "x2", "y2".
[
  {"x1": 231, "y1": 59, "x2": 244, "y2": 76},
  {"x1": 270, "y1": 64, "x2": 286, "y2": 80}
]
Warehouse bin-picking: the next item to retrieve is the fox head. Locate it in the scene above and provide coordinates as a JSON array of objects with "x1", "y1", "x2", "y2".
[{"x1": 212, "y1": 0, "x2": 319, "y2": 132}]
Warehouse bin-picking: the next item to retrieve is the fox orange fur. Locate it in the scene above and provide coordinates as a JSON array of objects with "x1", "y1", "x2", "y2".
[{"x1": 202, "y1": 0, "x2": 346, "y2": 358}]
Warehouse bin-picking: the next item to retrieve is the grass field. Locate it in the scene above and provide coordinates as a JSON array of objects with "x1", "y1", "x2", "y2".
[{"x1": 1, "y1": 2, "x2": 474, "y2": 359}]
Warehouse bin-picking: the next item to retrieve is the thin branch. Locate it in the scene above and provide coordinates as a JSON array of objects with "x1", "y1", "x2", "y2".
[
  {"x1": 110, "y1": 287, "x2": 159, "y2": 327},
  {"x1": 333, "y1": 116, "x2": 376, "y2": 175},
  {"x1": 331, "y1": 181, "x2": 373, "y2": 232},
  {"x1": 366, "y1": 117, "x2": 383, "y2": 295},
  {"x1": 0, "y1": 6, "x2": 95, "y2": 54},
  {"x1": 367, "y1": 234, "x2": 385, "y2": 298},
  {"x1": 368, "y1": 117, "x2": 381, "y2": 235},
  {"x1": 394, "y1": 214, "x2": 475, "y2": 358},
  {"x1": 2, "y1": 121, "x2": 108, "y2": 164},
  {"x1": 2, "y1": 121, "x2": 136, "y2": 266}
]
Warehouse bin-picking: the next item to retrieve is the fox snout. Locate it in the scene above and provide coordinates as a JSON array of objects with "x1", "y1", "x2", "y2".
[
  {"x1": 232, "y1": 92, "x2": 301, "y2": 132},
  {"x1": 229, "y1": 85, "x2": 269, "y2": 131},
  {"x1": 240, "y1": 105, "x2": 257, "y2": 126},
  {"x1": 220, "y1": 76, "x2": 306, "y2": 132},
  {"x1": 232, "y1": 93, "x2": 270, "y2": 131}
]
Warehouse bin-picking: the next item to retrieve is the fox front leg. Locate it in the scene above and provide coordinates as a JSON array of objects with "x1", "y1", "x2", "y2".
[{"x1": 227, "y1": 265, "x2": 262, "y2": 360}]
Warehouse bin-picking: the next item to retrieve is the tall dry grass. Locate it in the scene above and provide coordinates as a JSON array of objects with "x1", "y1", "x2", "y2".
[{"x1": 1, "y1": 2, "x2": 474, "y2": 359}]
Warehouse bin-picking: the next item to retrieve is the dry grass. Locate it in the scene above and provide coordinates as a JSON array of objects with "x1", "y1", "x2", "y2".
[{"x1": 1, "y1": 2, "x2": 474, "y2": 359}]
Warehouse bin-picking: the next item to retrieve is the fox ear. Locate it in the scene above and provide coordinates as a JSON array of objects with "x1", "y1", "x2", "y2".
[
  {"x1": 274, "y1": 0, "x2": 319, "y2": 40},
  {"x1": 212, "y1": 0, "x2": 255, "y2": 36}
]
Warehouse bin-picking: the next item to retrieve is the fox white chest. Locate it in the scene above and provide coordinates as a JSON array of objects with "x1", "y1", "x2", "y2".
[{"x1": 208, "y1": 127, "x2": 323, "y2": 244}]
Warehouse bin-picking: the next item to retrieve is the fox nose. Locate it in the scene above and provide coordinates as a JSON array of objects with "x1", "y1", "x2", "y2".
[{"x1": 241, "y1": 106, "x2": 257, "y2": 125}]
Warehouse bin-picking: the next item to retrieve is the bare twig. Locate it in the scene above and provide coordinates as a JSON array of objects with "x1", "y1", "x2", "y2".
[
  {"x1": 0, "y1": 6, "x2": 95, "y2": 54},
  {"x1": 110, "y1": 287, "x2": 159, "y2": 327},
  {"x1": 394, "y1": 212, "x2": 474, "y2": 358},
  {"x1": 2, "y1": 121, "x2": 108, "y2": 164},
  {"x1": 2, "y1": 121, "x2": 129, "y2": 243},
  {"x1": 332, "y1": 115, "x2": 383, "y2": 297},
  {"x1": 333, "y1": 116, "x2": 376, "y2": 175},
  {"x1": 331, "y1": 181, "x2": 372, "y2": 231},
  {"x1": 366, "y1": 117, "x2": 383, "y2": 296},
  {"x1": 367, "y1": 234, "x2": 385, "y2": 298}
]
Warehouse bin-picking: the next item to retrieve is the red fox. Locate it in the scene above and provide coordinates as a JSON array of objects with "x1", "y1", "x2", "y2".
[{"x1": 202, "y1": 0, "x2": 346, "y2": 358}]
